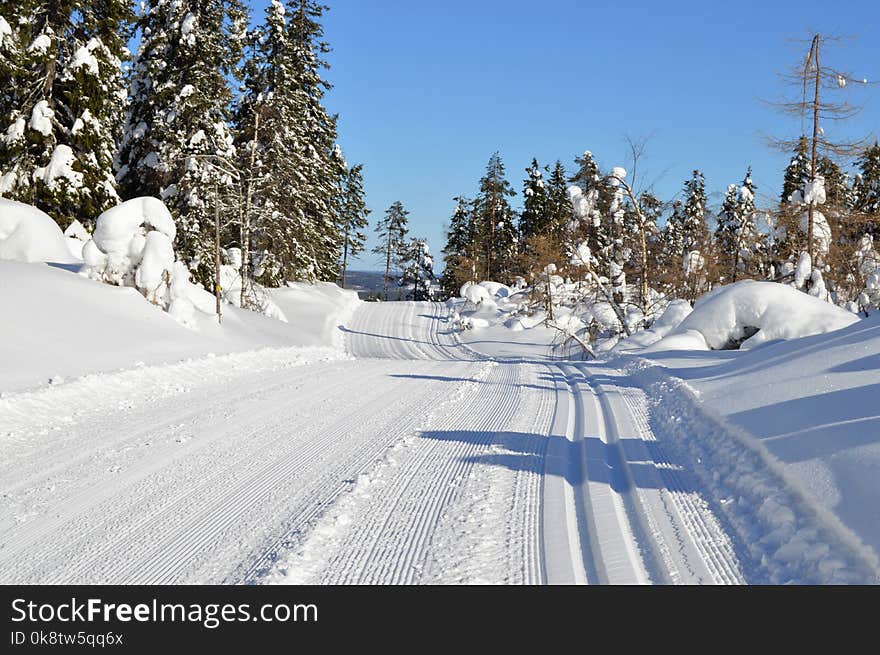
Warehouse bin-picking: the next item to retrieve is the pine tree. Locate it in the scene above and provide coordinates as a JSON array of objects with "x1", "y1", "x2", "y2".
[
  {"x1": 855, "y1": 142, "x2": 880, "y2": 216},
  {"x1": 0, "y1": 1, "x2": 132, "y2": 228},
  {"x1": 337, "y1": 163, "x2": 369, "y2": 288},
  {"x1": 682, "y1": 170, "x2": 709, "y2": 253},
  {"x1": 440, "y1": 195, "x2": 476, "y2": 298},
  {"x1": 474, "y1": 152, "x2": 516, "y2": 281},
  {"x1": 518, "y1": 158, "x2": 547, "y2": 244},
  {"x1": 399, "y1": 238, "x2": 435, "y2": 301},
  {"x1": 854, "y1": 142, "x2": 880, "y2": 237},
  {"x1": 373, "y1": 200, "x2": 409, "y2": 300},
  {"x1": 545, "y1": 160, "x2": 574, "y2": 246},
  {"x1": 567, "y1": 150, "x2": 604, "y2": 258},
  {"x1": 715, "y1": 167, "x2": 759, "y2": 282},
  {"x1": 781, "y1": 136, "x2": 810, "y2": 205},
  {"x1": 116, "y1": 0, "x2": 246, "y2": 286}
]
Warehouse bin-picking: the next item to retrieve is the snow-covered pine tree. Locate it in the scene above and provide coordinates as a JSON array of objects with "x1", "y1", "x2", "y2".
[
  {"x1": 682, "y1": 170, "x2": 709, "y2": 254},
  {"x1": 475, "y1": 152, "x2": 516, "y2": 281},
  {"x1": 116, "y1": 0, "x2": 246, "y2": 286},
  {"x1": 545, "y1": 160, "x2": 574, "y2": 247},
  {"x1": 781, "y1": 136, "x2": 810, "y2": 205},
  {"x1": 567, "y1": 150, "x2": 604, "y2": 260},
  {"x1": 0, "y1": 1, "x2": 131, "y2": 229},
  {"x1": 399, "y1": 238, "x2": 435, "y2": 301},
  {"x1": 663, "y1": 200, "x2": 685, "y2": 259},
  {"x1": 715, "y1": 168, "x2": 760, "y2": 282},
  {"x1": 854, "y1": 142, "x2": 880, "y2": 222},
  {"x1": 440, "y1": 195, "x2": 476, "y2": 298},
  {"x1": 337, "y1": 163, "x2": 369, "y2": 288},
  {"x1": 518, "y1": 158, "x2": 548, "y2": 245},
  {"x1": 285, "y1": 0, "x2": 346, "y2": 281},
  {"x1": 373, "y1": 200, "x2": 409, "y2": 300}
]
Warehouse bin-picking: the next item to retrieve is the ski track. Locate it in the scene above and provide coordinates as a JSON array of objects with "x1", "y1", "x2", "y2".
[{"x1": 0, "y1": 299, "x2": 762, "y2": 584}]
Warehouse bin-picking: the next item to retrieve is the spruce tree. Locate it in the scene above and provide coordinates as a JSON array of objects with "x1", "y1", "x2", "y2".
[
  {"x1": 474, "y1": 152, "x2": 516, "y2": 281},
  {"x1": 399, "y1": 238, "x2": 435, "y2": 301},
  {"x1": 0, "y1": 1, "x2": 131, "y2": 228},
  {"x1": 373, "y1": 200, "x2": 409, "y2": 300},
  {"x1": 116, "y1": 0, "x2": 246, "y2": 285},
  {"x1": 682, "y1": 170, "x2": 708, "y2": 253},
  {"x1": 854, "y1": 142, "x2": 880, "y2": 237},
  {"x1": 337, "y1": 163, "x2": 369, "y2": 288},
  {"x1": 545, "y1": 160, "x2": 574, "y2": 246},
  {"x1": 441, "y1": 195, "x2": 476, "y2": 298},
  {"x1": 781, "y1": 136, "x2": 810, "y2": 204},
  {"x1": 715, "y1": 167, "x2": 759, "y2": 282},
  {"x1": 855, "y1": 142, "x2": 880, "y2": 215},
  {"x1": 518, "y1": 158, "x2": 548, "y2": 245}
]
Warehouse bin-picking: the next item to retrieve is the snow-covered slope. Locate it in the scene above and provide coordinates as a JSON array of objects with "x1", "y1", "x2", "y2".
[
  {"x1": 0, "y1": 261, "x2": 359, "y2": 392},
  {"x1": 626, "y1": 314, "x2": 880, "y2": 576}
]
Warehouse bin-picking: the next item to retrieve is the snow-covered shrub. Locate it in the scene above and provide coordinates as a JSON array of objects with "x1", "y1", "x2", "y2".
[
  {"x1": 0, "y1": 198, "x2": 79, "y2": 263},
  {"x1": 218, "y1": 248, "x2": 288, "y2": 323},
  {"x1": 81, "y1": 197, "x2": 218, "y2": 328},
  {"x1": 649, "y1": 280, "x2": 857, "y2": 351}
]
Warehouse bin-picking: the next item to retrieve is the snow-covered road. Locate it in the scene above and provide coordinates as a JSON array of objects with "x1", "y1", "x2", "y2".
[{"x1": 1, "y1": 301, "x2": 752, "y2": 584}]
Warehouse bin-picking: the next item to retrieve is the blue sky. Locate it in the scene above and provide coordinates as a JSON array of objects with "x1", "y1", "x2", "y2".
[{"x1": 309, "y1": 0, "x2": 879, "y2": 270}]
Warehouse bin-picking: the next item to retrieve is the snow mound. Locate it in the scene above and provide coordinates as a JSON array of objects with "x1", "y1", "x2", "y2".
[
  {"x1": 649, "y1": 281, "x2": 858, "y2": 351},
  {"x1": 460, "y1": 281, "x2": 497, "y2": 308},
  {"x1": 0, "y1": 198, "x2": 80, "y2": 264},
  {"x1": 615, "y1": 299, "x2": 693, "y2": 351}
]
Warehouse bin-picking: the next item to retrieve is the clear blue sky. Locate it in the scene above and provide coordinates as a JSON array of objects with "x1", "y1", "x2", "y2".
[{"x1": 309, "y1": 0, "x2": 879, "y2": 270}]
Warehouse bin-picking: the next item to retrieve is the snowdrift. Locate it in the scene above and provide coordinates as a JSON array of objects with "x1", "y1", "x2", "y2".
[
  {"x1": 0, "y1": 198, "x2": 79, "y2": 264},
  {"x1": 630, "y1": 312, "x2": 880, "y2": 574},
  {"x1": 0, "y1": 261, "x2": 359, "y2": 392},
  {"x1": 647, "y1": 281, "x2": 858, "y2": 351}
]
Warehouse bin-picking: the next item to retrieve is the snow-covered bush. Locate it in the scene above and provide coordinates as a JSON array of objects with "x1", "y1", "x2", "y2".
[
  {"x1": 649, "y1": 280, "x2": 857, "y2": 351},
  {"x1": 218, "y1": 248, "x2": 287, "y2": 323},
  {"x1": 80, "y1": 197, "x2": 218, "y2": 328},
  {"x1": 0, "y1": 198, "x2": 79, "y2": 263}
]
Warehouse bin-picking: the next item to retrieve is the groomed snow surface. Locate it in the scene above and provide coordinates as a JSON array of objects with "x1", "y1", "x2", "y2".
[{"x1": 1, "y1": 251, "x2": 879, "y2": 582}]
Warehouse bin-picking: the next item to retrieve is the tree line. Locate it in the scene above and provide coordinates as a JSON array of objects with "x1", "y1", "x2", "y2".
[
  {"x1": 441, "y1": 141, "x2": 880, "y2": 317},
  {"x1": 0, "y1": 0, "x2": 370, "y2": 301}
]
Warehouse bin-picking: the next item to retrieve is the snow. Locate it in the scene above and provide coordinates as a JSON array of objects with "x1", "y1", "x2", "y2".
[
  {"x1": 647, "y1": 281, "x2": 858, "y2": 351},
  {"x1": 28, "y1": 100, "x2": 54, "y2": 136},
  {"x1": 2, "y1": 281, "x2": 879, "y2": 584},
  {"x1": 34, "y1": 144, "x2": 83, "y2": 190},
  {"x1": 3, "y1": 116, "x2": 25, "y2": 144},
  {"x1": 799, "y1": 209, "x2": 832, "y2": 256},
  {"x1": 0, "y1": 198, "x2": 79, "y2": 264},
  {"x1": 27, "y1": 33, "x2": 51, "y2": 54},
  {"x1": 625, "y1": 313, "x2": 880, "y2": 580},
  {"x1": 70, "y1": 43, "x2": 99, "y2": 76},
  {"x1": 0, "y1": 260, "x2": 359, "y2": 393},
  {"x1": 180, "y1": 13, "x2": 197, "y2": 45}
]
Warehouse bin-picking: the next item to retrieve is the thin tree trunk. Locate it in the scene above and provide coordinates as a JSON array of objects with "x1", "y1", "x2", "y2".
[
  {"x1": 808, "y1": 33, "x2": 821, "y2": 269},
  {"x1": 241, "y1": 110, "x2": 260, "y2": 307},
  {"x1": 341, "y1": 225, "x2": 349, "y2": 288},
  {"x1": 384, "y1": 234, "x2": 391, "y2": 301},
  {"x1": 214, "y1": 183, "x2": 222, "y2": 324}
]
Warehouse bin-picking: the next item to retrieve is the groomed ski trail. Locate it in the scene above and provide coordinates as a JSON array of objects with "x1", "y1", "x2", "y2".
[{"x1": 0, "y1": 300, "x2": 750, "y2": 584}]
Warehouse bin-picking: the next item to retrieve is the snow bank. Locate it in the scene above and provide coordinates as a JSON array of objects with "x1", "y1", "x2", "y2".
[
  {"x1": 648, "y1": 281, "x2": 857, "y2": 351},
  {"x1": 624, "y1": 311, "x2": 880, "y2": 579},
  {"x1": 0, "y1": 260, "x2": 360, "y2": 392},
  {"x1": 614, "y1": 299, "x2": 693, "y2": 351},
  {"x1": 0, "y1": 198, "x2": 79, "y2": 264}
]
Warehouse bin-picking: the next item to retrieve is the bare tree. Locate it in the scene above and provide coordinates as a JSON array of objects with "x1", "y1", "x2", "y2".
[{"x1": 765, "y1": 33, "x2": 873, "y2": 268}]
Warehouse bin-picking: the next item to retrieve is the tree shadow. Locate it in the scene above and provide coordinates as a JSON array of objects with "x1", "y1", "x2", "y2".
[
  {"x1": 419, "y1": 430, "x2": 697, "y2": 493},
  {"x1": 728, "y1": 382, "x2": 880, "y2": 463}
]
